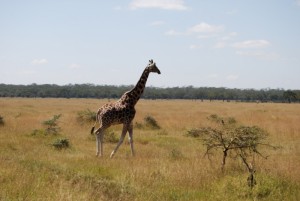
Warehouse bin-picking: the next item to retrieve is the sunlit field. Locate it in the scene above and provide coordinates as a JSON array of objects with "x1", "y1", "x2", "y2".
[{"x1": 0, "y1": 98, "x2": 299, "y2": 200}]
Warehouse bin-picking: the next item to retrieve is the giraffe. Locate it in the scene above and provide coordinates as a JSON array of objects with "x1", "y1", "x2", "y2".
[{"x1": 91, "y1": 59, "x2": 161, "y2": 158}]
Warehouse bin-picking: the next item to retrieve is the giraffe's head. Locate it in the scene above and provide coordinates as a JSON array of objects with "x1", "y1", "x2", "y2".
[{"x1": 147, "y1": 59, "x2": 161, "y2": 74}]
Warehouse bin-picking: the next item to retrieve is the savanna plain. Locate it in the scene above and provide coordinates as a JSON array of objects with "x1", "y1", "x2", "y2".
[{"x1": 0, "y1": 98, "x2": 299, "y2": 201}]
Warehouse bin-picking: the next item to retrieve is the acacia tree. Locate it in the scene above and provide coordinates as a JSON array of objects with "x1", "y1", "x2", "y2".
[{"x1": 186, "y1": 114, "x2": 279, "y2": 188}]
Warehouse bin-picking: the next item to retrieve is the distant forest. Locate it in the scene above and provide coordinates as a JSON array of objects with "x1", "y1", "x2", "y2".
[{"x1": 0, "y1": 84, "x2": 299, "y2": 103}]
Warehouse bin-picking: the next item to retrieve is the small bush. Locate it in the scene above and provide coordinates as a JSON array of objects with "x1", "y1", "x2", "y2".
[
  {"x1": 88, "y1": 130, "x2": 119, "y2": 143},
  {"x1": 208, "y1": 114, "x2": 237, "y2": 125},
  {"x1": 144, "y1": 115, "x2": 160, "y2": 129},
  {"x1": 135, "y1": 115, "x2": 161, "y2": 130},
  {"x1": 43, "y1": 114, "x2": 62, "y2": 135},
  {"x1": 31, "y1": 129, "x2": 45, "y2": 136},
  {"x1": 0, "y1": 115, "x2": 4, "y2": 126},
  {"x1": 134, "y1": 122, "x2": 144, "y2": 129},
  {"x1": 227, "y1": 117, "x2": 237, "y2": 124},
  {"x1": 169, "y1": 148, "x2": 184, "y2": 160},
  {"x1": 77, "y1": 109, "x2": 96, "y2": 123},
  {"x1": 52, "y1": 138, "x2": 70, "y2": 149},
  {"x1": 208, "y1": 114, "x2": 222, "y2": 123},
  {"x1": 157, "y1": 129, "x2": 168, "y2": 136},
  {"x1": 104, "y1": 130, "x2": 119, "y2": 143},
  {"x1": 185, "y1": 128, "x2": 202, "y2": 138}
]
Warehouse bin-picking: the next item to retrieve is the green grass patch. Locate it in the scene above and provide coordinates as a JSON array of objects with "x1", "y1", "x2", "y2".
[{"x1": 206, "y1": 173, "x2": 300, "y2": 201}]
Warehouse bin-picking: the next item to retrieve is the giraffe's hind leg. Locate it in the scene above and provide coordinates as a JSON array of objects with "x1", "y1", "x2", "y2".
[
  {"x1": 128, "y1": 123, "x2": 135, "y2": 156},
  {"x1": 95, "y1": 128, "x2": 104, "y2": 157}
]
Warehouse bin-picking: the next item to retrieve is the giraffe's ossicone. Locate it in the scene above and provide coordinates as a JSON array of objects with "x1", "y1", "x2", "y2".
[{"x1": 91, "y1": 60, "x2": 161, "y2": 158}]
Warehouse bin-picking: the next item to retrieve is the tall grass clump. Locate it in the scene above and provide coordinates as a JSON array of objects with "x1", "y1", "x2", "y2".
[
  {"x1": 0, "y1": 115, "x2": 4, "y2": 126},
  {"x1": 207, "y1": 173, "x2": 300, "y2": 200},
  {"x1": 52, "y1": 138, "x2": 70, "y2": 149},
  {"x1": 144, "y1": 115, "x2": 160, "y2": 129},
  {"x1": 77, "y1": 109, "x2": 96, "y2": 124},
  {"x1": 185, "y1": 128, "x2": 202, "y2": 138},
  {"x1": 89, "y1": 129, "x2": 119, "y2": 143},
  {"x1": 43, "y1": 114, "x2": 62, "y2": 135},
  {"x1": 134, "y1": 115, "x2": 161, "y2": 130},
  {"x1": 104, "y1": 130, "x2": 119, "y2": 143},
  {"x1": 31, "y1": 114, "x2": 62, "y2": 136}
]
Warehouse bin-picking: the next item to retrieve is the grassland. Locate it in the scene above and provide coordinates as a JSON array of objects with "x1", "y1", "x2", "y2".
[{"x1": 0, "y1": 98, "x2": 299, "y2": 200}]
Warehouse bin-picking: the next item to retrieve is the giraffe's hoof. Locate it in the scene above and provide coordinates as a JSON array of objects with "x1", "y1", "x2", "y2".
[{"x1": 110, "y1": 152, "x2": 115, "y2": 159}]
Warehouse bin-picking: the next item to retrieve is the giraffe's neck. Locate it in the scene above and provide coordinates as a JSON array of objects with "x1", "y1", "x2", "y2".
[{"x1": 127, "y1": 68, "x2": 150, "y2": 106}]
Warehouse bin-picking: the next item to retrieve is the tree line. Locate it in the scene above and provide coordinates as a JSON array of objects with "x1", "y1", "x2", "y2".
[{"x1": 0, "y1": 84, "x2": 299, "y2": 103}]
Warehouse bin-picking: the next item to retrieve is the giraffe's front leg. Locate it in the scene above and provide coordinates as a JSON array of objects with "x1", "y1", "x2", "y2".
[{"x1": 110, "y1": 124, "x2": 127, "y2": 158}]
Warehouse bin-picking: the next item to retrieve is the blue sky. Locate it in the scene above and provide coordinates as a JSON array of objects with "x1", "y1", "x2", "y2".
[{"x1": 1, "y1": 0, "x2": 300, "y2": 89}]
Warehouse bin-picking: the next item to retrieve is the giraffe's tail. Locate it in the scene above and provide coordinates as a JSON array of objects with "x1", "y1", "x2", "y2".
[
  {"x1": 90, "y1": 108, "x2": 101, "y2": 135},
  {"x1": 90, "y1": 126, "x2": 95, "y2": 135}
]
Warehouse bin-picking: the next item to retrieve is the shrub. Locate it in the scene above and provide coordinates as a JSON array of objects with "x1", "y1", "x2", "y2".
[
  {"x1": 52, "y1": 138, "x2": 70, "y2": 149},
  {"x1": 208, "y1": 114, "x2": 237, "y2": 125},
  {"x1": 0, "y1": 115, "x2": 4, "y2": 126},
  {"x1": 89, "y1": 129, "x2": 119, "y2": 143},
  {"x1": 144, "y1": 115, "x2": 160, "y2": 129},
  {"x1": 185, "y1": 128, "x2": 202, "y2": 138},
  {"x1": 157, "y1": 129, "x2": 168, "y2": 136},
  {"x1": 31, "y1": 129, "x2": 45, "y2": 136},
  {"x1": 169, "y1": 148, "x2": 184, "y2": 160},
  {"x1": 227, "y1": 117, "x2": 237, "y2": 124},
  {"x1": 43, "y1": 114, "x2": 62, "y2": 135},
  {"x1": 134, "y1": 115, "x2": 161, "y2": 130},
  {"x1": 134, "y1": 122, "x2": 144, "y2": 129},
  {"x1": 77, "y1": 109, "x2": 96, "y2": 123},
  {"x1": 104, "y1": 130, "x2": 119, "y2": 143}
]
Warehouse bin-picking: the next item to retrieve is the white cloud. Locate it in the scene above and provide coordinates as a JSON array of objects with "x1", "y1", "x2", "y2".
[
  {"x1": 296, "y1": 0, "x2": 300, "y2": 6},
  {"x1": 166, "y1": 22, "x2": 224, "y2": 39},
  {"x1": 129, "y1": 0, "x2": 187, "y2": 10},
  {"x1": 188, "y1": 22, "x2": 224, "y2": 34},
  {"x1": 236, "y1": 51, "x2": 279, "y2": 60},
  {"x1": 232, "y1": 40, "x2": 270, "y2": 49},
  {"x1": 31, "y1": 59, "x2": 48, "y2": 65}
]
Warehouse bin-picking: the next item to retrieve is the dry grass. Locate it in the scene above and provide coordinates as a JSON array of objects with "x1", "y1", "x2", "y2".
[{"x1": 0, "y1": 98, "x2": 299, "y2": 200}]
